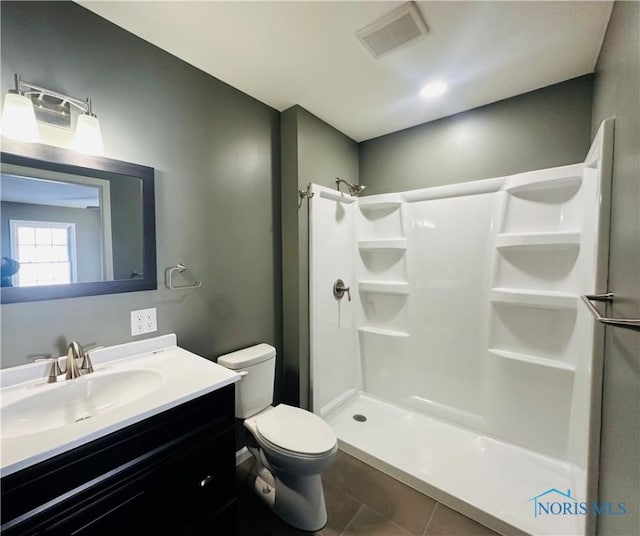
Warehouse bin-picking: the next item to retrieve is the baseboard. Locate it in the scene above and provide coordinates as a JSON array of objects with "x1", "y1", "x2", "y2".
[{"x1": 235, "y1": 446, "x2": 252, "y2": 467}]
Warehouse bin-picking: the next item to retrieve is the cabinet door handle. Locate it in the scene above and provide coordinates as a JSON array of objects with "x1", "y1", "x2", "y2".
[{"x1": 200, "y1": 475, "x2": 213, "y2": 488}]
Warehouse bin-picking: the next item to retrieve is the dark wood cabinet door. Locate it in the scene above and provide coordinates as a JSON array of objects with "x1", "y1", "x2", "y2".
[
  {"x1": 42, "y1": 472, "x2": 162, "y2": 536},
  {"x1": 164, "y1": 429, "x2": 236, "y2": 530},
  {"x1": 177, "y1": 500, "x2": 237, "y2": 536}
]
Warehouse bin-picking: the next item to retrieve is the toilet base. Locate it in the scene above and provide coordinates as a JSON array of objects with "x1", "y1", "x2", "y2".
[
  {"x1": 254, "y1": 473, "x2": 276, "y2": 508},
  {"x1": 270, "y1": 471, "x2": 327, "y2": 532},
  {"x1": 248, "y1": 447, "x2": 328, "y2": 532}
]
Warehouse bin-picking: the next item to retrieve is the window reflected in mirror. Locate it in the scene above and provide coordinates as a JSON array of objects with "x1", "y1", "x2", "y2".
[{"x1": 10, "y1": 220, "x2": 76, "y2": 286}]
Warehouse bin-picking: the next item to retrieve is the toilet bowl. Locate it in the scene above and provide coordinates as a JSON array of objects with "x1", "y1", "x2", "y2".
[{"x1": 218, "y1": 344, "x2": 337, "y2": 531}]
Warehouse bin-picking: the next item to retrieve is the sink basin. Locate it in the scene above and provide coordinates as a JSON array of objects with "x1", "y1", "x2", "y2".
[
  {"x1": 1, "y1": 334, "x2": 241, "y2": 477},
  {"x1": 2, "y1": 369, "x2": 165, "y2": 438}
]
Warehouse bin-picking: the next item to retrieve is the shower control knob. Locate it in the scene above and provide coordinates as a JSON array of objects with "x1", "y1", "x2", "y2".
[{"x1": 333, "y1": 279, "x2": 351, "y2": 302}]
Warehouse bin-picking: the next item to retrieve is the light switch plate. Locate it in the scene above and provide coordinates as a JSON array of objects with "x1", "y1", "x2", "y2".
[{"x1": 131, "y1": 307, "x2": 157, "y2": 336}]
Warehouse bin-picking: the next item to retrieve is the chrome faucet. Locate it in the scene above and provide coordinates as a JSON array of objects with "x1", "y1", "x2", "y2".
[{"x1": 65, "y1": 341, "x2": 94, "y2": 380}]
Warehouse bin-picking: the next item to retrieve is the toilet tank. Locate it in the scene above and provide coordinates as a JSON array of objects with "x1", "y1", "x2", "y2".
[{"x1": 217, "y1": 343, "x2": 276, "y2": 418}]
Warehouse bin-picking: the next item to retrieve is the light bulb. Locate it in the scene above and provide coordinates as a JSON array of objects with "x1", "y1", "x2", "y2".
[
  {"x1": 72, "y1": 113, "x2": 104, "y2": 156},
  {"x1": 1, "y1": 92, "x2": 39, "y2": 142}
]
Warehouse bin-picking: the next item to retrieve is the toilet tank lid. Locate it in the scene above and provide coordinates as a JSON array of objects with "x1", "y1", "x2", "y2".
[{"x1": 217, "y1": 343, "x2": 275, "y2": 369}]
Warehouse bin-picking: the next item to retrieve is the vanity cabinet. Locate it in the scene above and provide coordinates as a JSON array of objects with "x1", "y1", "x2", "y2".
[{"x1": 1, "y1": 384, "x2": 236, "y2": 536}]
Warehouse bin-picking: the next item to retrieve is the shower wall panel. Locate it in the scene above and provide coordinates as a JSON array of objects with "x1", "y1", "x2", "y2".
[
  {"x1": 385, "y1": 194, "x2": 495, "y2": 430},
  {"x1": 309, "y1": 188, "x2": 360, "y2": 415}
]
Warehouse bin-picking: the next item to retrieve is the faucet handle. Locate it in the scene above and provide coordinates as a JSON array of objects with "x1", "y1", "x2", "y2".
[
  {"x1": 333, "y1": 279, "x2": 352, "y2": 302},
  {"x1": 34, "y1": 357, "x2": 62, "y2": 383},
  {"x1": 80, "y1": 351, "x2": 94, "y2": 373},
  {"x1": 79, "y1": 344, "x2": 102, "y2": 373}
]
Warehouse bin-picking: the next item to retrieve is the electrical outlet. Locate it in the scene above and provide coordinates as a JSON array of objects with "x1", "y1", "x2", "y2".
[{"x1": 131, "y1": 307, "x2": 157, "y2": 336}]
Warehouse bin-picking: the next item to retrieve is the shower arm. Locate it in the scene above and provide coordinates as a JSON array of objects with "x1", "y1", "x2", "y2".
[{"x1": 335, "y1": 178, "x2": 365, "y2": 196}]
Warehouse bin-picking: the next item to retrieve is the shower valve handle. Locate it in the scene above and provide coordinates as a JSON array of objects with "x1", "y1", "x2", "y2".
[{"x1": 333, "y1": 279, "x2": 351, "y2": 302}]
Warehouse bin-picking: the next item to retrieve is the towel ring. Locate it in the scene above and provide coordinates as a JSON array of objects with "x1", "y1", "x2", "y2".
[{"x1": 165, "y1": 263, "x2": 203, "y2": 290}]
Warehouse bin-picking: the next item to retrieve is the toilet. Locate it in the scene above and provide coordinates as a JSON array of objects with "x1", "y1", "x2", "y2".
[{"x1": 217, "y1": 343, "x2": 337, "y2": 531}]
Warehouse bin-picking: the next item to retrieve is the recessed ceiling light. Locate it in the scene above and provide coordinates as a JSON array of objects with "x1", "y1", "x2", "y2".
[{"x1": 420, "y1": 81, "x2": 447, "y2": 99}]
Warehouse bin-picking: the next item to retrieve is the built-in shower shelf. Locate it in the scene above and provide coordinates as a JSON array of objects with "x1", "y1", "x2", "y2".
[
  {"x1": 359, "y1": 280, "x2": 410, "y2": 295},
  {"x1": 357, "y1": 195, "x2": 403, "y2": 212},
  {"x1": 358, "y1": 239, "x2": 407, "y2": 251},
  {"x1": 496, "y1": 232, "x2": 581, "y2": 251},
  {"x1": 489, "y1": 349, "x2": 575, "y2": 372},
  {"x1": 318, "y1": 190, "x2": 356, "y2": 203},
  {"x1": 358, "y1": 327, "x2": 409, "y2": 338},
  {"x1": 490, "y1": 288, "x2": 577, "y2": 310},
  {"x1": 504, "y1": 168, "x2": 582, "y2": 198}
]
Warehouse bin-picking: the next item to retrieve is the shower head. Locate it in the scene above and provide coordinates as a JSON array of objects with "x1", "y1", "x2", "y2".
[{"x1": 336, "y1": 178, "x2": 366, "y2": 197}]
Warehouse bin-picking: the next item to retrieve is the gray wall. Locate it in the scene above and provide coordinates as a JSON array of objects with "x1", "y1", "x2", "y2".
[
  {"x1": 296, "y1": 107, "x2": 359, "y2": 190},
  {"x1": 591, "y1": 2, "x2": 640, "y2": 534},
  {"x1": 1, "y1": 201, "x2": 102, "y2": 283},
  {"x1": 281, "y1": 105, "x2": 358, "y2": 407},
  {"x1": 1, "y1": 1, "x2": 281, "y2": 367},
  {"x1": 109, "y1": 177, "x2": 143, "y2": 280},
  {"x1": 360, "y1": 76, "x2": 594, "y2": 195}
]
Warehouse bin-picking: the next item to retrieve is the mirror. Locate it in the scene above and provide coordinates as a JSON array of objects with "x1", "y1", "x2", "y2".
[{"x1": 0, "y1": 140, "x2": 156, "y2": 303}]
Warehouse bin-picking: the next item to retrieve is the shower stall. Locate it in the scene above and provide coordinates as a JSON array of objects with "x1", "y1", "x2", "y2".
[{"x1": 308, "y1": 120, "x2": 613, "y2": 536}]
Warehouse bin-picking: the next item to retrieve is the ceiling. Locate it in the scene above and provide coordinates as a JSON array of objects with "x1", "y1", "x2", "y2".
[
  {"x1": 1, "y1": 174, "x2": 100, "y2": 209},
  {"x1": 79, "y1": 1, "x2": 613, "y2": 142}
]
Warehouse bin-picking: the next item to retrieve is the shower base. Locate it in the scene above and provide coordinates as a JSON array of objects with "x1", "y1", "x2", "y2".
[{"x1": 325, "y1": 392, "x2": 586, "y2": 536}]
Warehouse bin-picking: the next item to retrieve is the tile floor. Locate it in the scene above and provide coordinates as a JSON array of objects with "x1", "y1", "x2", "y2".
[{"x1": 236, "y1": 450, "x2": 501, "y2": 536}]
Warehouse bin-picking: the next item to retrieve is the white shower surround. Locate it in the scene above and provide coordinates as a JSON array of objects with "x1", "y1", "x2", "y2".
[{"x1": 309, "y1": 121, "x2": 612, "y2": 536}]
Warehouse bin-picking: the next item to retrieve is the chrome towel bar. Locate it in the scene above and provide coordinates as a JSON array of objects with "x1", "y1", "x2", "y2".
[
  {"x1": 581, "y1": 293, "x2": 640, "y2": 332},
  {"x1": 165, "y1": 263, "x2": 203, "y2": 290}
]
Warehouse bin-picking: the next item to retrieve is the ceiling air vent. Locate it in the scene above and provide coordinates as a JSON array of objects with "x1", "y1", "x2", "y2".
[{"x1": 356, "y1": 1, "x2": 429, "y2": 59}]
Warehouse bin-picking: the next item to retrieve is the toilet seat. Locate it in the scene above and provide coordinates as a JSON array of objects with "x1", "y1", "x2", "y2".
[
  {"x1": 257, "y1": 433, "x2": 336, "y2": 461},
  {"x1": 253, "y1": 404, "x2": 336, "y2": 456}
]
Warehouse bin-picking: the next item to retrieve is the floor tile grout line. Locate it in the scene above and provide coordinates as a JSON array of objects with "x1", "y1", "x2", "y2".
[
  {"x1": 384, "y1": 514, "x2": 414, "y2": 536},
  {"x1": 324, "y1": 480, "x2": 416, "y2": 535},
  {"x1": 340, "y1": 503, "x2": 414, "y2": 536},
  {"x1": 338, "y1": 503, "x2": 365, "y2": 536},
  {"x1": 323, "y1": 455, "x2": 440, "y2": 535},
  {"x1": 423, "y1": 502, "x2": 439, "y2": 536},
  {"x1": 369, "y1": 501, "x2": 418, "y2": 536},
  {"x1": 321, "y1": 478, "x2": 367, "y2": 513}
]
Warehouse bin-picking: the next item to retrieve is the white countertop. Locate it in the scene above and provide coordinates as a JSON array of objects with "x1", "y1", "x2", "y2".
[{"x1": 0, "y1": 334, "x2": 240, "y2": 477}]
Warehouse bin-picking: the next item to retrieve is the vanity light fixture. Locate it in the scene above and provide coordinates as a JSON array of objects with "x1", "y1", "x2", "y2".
[
  {"x1": 72, "y1": 101, "x2": 104, "y2": 157},
  {"x1": 1, "y1": 76, "x2": 38, "y2": 143},
  {"x1": 420, "y1": 81, "x2": 447, "y2": 99},
  {"x1": 1, "y1": 74, "x2": 104, "y2": 156}
]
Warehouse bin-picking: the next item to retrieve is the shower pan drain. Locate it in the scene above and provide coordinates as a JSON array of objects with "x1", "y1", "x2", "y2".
[{"x1": 353, "y1": 414, "x2": 367, "y2": 422}]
